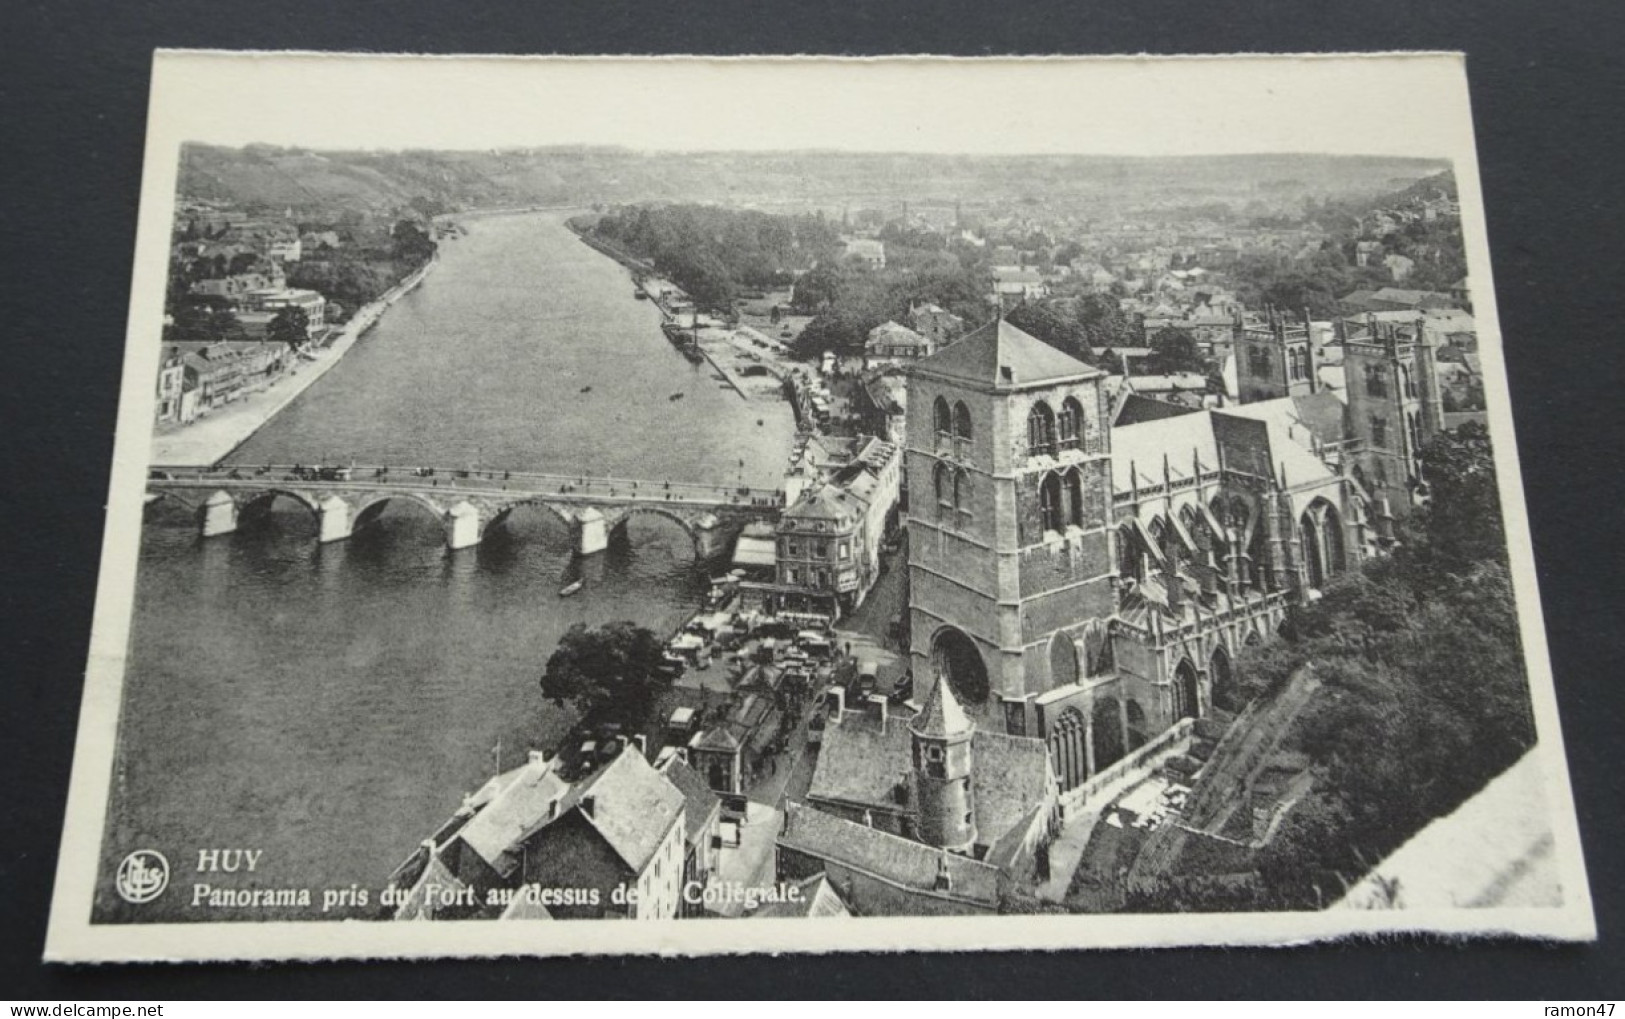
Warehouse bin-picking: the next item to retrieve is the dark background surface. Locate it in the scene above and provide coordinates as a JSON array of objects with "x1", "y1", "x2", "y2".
[{"x1": 2, "y1": 0, "x2": 1621, "y2": 999}]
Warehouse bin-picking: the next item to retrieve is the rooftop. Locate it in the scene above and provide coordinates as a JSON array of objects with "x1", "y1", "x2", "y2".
[
  {"x1": 778, "y1": 803, "x2": 1001, "y2": 908},
  {"x1": 909, "y1": 318, "x2": 1100, "y2": 392}
]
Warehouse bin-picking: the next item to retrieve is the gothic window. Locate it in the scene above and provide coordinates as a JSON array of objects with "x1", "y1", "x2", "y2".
[
  {"x1": 1117, "y1": 524, "x2": 1140, "y2": 581},
  {"x1": 1039, "y1": 472, "x2": 1064, "y2": 534},
  {"x1": 953, "y1": 401, "x2": 972, "y2": 445},
  {"x1": 1057, "y1": 397, "x2": 1083, "y2": 451},
  {"x1": 1064, "y1": 468, "x2": 1084, "y2": 528},
  {"x1": 952, "y1": 469, "x2": 971, "y2": 521},
  {"x1": 934, "y1": 461, "x2": 953, "y2": 514},
  {"x1": 1027, "y1": 401, "x2": 1057, "y2": 457},
  {"x1": 1287, "y1": 348, "x2": 1301, "y2": 381},
  {"x1": 1249, "y1": 345, "x2": 1272, "y2": 378},
  {"x1": 1365, "y1": 364, "x2": 1389, "y2": 398},
  {"x1": 1400, "y1": 363, "x2": 1417, "y2": 399},
  {"x1": 933, "y1": 396, "x2": 952, "y2": 450}
]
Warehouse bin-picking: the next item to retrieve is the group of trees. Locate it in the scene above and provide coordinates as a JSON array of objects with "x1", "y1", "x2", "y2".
[
  {"x1": 1130, "y1": 423, "x2": 1535, "y2": 912},
  {"x1": 592, "y1": 204, "x2": 844, "y2": 312},
  {"x1": 789, "y1": 255, "x2": 989, "y2": 359},
  {"x1": 1001, "y1": 294, "x2": 1140, "y2": 372}
]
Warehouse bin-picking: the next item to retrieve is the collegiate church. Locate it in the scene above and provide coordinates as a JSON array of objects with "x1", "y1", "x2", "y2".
[{"x1": 775, "y1": 310, "x2": 1445, "y2": 914}]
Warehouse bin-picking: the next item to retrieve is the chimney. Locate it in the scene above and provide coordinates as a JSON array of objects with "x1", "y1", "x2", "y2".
[
  {"x1": 631, "y1": 734, "x2": 648, "y2": 758},
  {"x1": 867, "y1": 693, "x2": 889, "y2": 730},
  {"x1": 527, "y1": 750, "x2": 549, "y2": 767},
  {"x1": 828, "y1": 685, "x2": 847, "y2": 718},
  {"x1": 934, "y1": 853, "x2": 954, "y2": 892}
]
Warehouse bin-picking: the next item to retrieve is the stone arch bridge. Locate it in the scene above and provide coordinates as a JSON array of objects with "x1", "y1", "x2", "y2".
[{"x1": 145, "y1": 464, "x2": 784, "y2": 559}]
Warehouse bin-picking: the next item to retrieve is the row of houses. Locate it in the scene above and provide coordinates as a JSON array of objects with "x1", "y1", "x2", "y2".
[{"x1": 155, "y1": 341, "x2": 292, "y2": 425}]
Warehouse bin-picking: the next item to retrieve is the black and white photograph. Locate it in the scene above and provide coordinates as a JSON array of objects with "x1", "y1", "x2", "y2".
[{"x1": 42, "y1": 52, "x2": 1594, "y2": 962}]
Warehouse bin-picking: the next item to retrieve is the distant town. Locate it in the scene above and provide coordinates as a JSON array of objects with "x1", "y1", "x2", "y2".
[{"x1": 137, "y1": 147, "x2": 1544, "y2": 924}]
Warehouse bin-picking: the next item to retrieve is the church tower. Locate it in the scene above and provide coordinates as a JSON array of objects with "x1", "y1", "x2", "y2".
[
  {"x1": 911, "y1": 674, "x2": 977, "y2": 853},
  {"x1": 1342, "y1": 314, "x2": 1446, "y2": 518},
  {"x1": 1235, "y1": 307, "x2": 1317, "y2": 404},
  {"x1": 904, "y1": 318, "x2": 1115, "y2": 737}
]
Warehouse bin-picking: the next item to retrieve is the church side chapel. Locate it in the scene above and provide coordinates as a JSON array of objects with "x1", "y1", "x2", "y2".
[{"x1": 779, "y1": 310, "x2": 1447, "y2": 914}]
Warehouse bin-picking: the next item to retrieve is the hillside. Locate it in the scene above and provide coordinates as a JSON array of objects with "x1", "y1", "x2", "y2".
[{"x1": 177, "y1": 144, "x2": 1449, "y2": 219}]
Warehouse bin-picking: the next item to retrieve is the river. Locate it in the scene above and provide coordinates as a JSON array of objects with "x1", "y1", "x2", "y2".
[{"x1": 96, "y1": 212, "x2": 797, "y2": 923}]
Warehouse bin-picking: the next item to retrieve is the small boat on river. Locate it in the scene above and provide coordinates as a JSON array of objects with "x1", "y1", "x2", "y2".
[
  {"x1": 669, "y1": 392, "x2": 685, "y2": 402},
  {"x1": 558, "y1": 578, "x2": 585, "y2": 598}
]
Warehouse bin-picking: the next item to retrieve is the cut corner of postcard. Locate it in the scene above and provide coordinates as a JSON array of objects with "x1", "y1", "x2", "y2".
[{"x1": 44, "y1": 49, "x2": 1596, "y2": 964}]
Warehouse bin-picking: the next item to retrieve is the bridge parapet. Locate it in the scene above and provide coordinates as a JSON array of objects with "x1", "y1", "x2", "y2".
[{"x1": 147, "y1": 464, "x2": 782, "y2": 557}]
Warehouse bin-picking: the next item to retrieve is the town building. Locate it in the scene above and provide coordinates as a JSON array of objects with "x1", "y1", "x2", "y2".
[
  {"x1": 234, "y1": 287, "x2": 327, "y2": 340},
  {"x1": 189, "y1": 266, "x2": 286, "y2": 301},
  {"x1": 388, "y1": 745, "x2": 703, "y2": 921},
  {"x1": 865, "y1": 321, "x2": 935, "y2": 366},
  {"x1": 775, "y1": 675, "x2": 1057, "y2": 915},
  {"x1": 991, "y1": 267, "x2": 1048, "y2": 306},
  {"x1": 174, "y1": 341, "x2": 289, "y2": 411},
  {"x1": 155, "y1": 347, "x2": 186, "y2": 423},
  {"x1": 769, "y1": 437, "x2": 900, "y2": 621},
  {"x1": 907, "y1": 302, "x2": 966, "y2": 346},
  {"x1": 844, "y1": 238, "x2": 886, "y2": 270}
]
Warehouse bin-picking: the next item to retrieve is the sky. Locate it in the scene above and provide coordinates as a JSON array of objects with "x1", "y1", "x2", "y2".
[{"x1": 150, "y1": 52, "x2": 1476, "y2": 158}]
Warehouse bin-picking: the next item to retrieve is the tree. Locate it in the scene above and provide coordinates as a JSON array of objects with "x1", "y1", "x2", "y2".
[
  {"x1": 1144, "y1": 326, "x2": 1208, "y2": 375},
  {"x1": 539, "y1": 621, "x2": 673, "y2": 728},
  {"x1": 267, "y1": 306, "x2": 311, "y2": 349},
  {"x1": 391, "y1": 218, "x2": 437, "y2": 267},
  {"x1": 1006, "y1": 302, "x2": 1084, "y2": 359},
  {"x1": 1405, "y1": 421, "x2": 1506, "y2": 576}
]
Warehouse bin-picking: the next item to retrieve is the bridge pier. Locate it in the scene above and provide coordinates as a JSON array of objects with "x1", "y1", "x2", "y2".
[
  {"x1": 692, "y1": 513, "x2": 732, "y2": 562},
  {"x1": 200, "y1": 490, "x2": 238, "y2": 538},
  {"x1": 317, "y1": 495, "x2": 353, "y2": 544},
  {"x1": 444, "y1": 501, "x2": 482, "y2": 551},
  {"x1": 573, "y1": 508, "x2": 609, "y2": 556}
]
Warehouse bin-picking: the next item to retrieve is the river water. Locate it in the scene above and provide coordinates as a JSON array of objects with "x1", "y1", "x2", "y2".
[{"x1": 97, "y1": 212, "x2": 796, "y2": 923}]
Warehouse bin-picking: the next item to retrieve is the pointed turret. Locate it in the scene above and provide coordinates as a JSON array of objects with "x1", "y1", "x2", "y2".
[
  {"x1": 911, "y1": 671, "x2": 973, "y2": 740},
  {"x1": 911, "y1": 674, "x2": 977, "y2": 852}
]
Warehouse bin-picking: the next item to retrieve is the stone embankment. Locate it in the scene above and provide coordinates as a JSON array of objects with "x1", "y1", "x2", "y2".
[{"x1": 149, "y1": 255, "x2": 438, "y2": 466}]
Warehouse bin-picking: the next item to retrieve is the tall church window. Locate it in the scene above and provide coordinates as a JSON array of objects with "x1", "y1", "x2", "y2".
[
  {"x1": 934, "y1": 461, "x2": 953, "y2": 516},
  {"x1": 1063, "y1": 468, "x2": 1084, "y2": 528},
  {"x1": 1027, "y1": 401, "x2": 1057, "y2": 457},
  {"x1": 1039, "y1": 472, "x2": 1064, "y2": 534},
  {"x1": 1400, "y1": 363, "x2": 1417, "y2": 399},
  {"x1": 1365, "y1": 364, "x2": 1388, "y2": 398},
  {"x1": 953, "y1": 401, "x2": 972, "y2": 458},
  {"x1": 1249, "y1": 345, "x2": 1272, "y2": 378},
  {"x1": 1057, "y1": 397, "x2": 1083, "y2": 451},
  {"x1": 933, "y1": 397, "x2": 952, "y2": 451},
  {"x1": 953, "y1": 469, "x2": 971, "y2": 522},
  {"x1": 1370, "y1": 414, "x2": 1388, "y2": 449}
]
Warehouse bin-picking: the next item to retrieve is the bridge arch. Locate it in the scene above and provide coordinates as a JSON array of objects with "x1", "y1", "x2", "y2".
[
  {"x1": 143, "y1": 489, "x2": 202, "y2": 513},
  {"x1": 350, "y1": 491, "x2": 451, "y2": 534},
  {"x1": 237, "y1": 488, "x2": 323, "y2": 526},
  {"x1": 484, "y1": 498, "x2": 579, "y2": 536}
]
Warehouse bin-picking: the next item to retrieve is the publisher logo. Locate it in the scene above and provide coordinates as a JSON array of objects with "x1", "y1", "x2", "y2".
[{"x1": 115, "y1": 850, "x2": 169, "y2": 904}]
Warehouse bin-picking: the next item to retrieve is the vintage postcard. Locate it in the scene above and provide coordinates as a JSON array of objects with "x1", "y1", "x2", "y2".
[{"x1": 45, "y1": 51, "x2": 1595, "y2": 961}]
